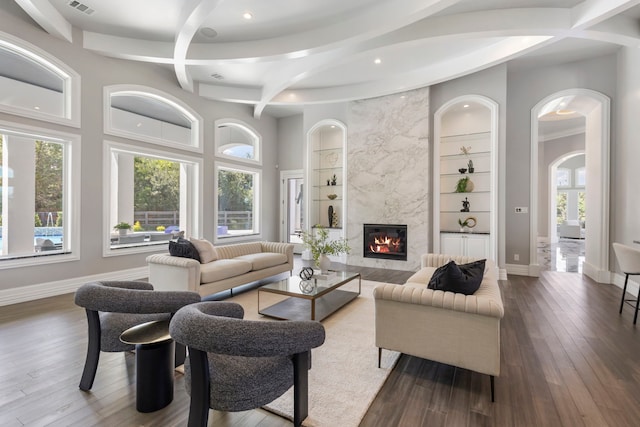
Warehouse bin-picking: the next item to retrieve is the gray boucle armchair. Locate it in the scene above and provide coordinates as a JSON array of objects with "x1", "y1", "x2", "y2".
[
  {"x1": 169, "y1": 301, "x2": 326, "y2": 427},
  {"x1": 74, "y1": 280, "x2": 201, "y2": 391}
]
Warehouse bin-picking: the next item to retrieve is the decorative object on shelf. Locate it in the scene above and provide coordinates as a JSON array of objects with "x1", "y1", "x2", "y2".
[
  {"x1": 458, "y1": 216, "x2": 477, "y2": 232},
  {"x1": 113, "y1": 221, "x2": 132, "y2": 237},
  {"x1": 301, "y1": 225, "x2": 351, "y2": 273},
  {"x1": 461, "y1": 197, "x2": 470, "y2": 212},
  {"x1": 327, "y1": 179, "x2": 331, "y2": 186},
  {"x1": 460, "y1": 145, "x2": 472, "y2": 156},
  {"x1": 299, "y1": 279, "x2": 315, "y2": 294},
  {"x1": 328, "y1": 205, "x2": 334, "y2": 227},
  {"x1": 325, "y1": 151, "x2": 339, "y2": 167},
  {"x1": 455, "y1": 176, "x2": 474, "y2": 193},
  {"x1": 331, "y1": 211, "x2": 339, "y2": 228},
  {"x1": 467, "y1": 159, "x2": 474, "y2": 173},
  {"x1": 458, "y1": 168, "x2": 467, "y2": 174},
  {"x1": 300, "y1": 266, "x2": 314, "y2": 280},
  {"x1": 327, "y1": 193, "x2": 338, "y2": 200},
  {"x1": 331, "y1": 174, "x2": 337, "y2": 185}
]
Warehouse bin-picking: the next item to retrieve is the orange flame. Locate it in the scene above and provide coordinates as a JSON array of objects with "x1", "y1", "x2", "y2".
[{"x1": 369, "y1": 235, "x2": 402, "y2": 253}]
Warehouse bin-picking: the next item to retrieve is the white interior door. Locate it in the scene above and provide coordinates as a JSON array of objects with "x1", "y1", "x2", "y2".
[{"x1": 280, "y1": 170, "x2": 305, "y2": 253}]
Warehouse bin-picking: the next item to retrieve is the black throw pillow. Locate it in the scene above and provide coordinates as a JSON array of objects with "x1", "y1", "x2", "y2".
[
  {"x1": 428, "y1": 259, "x2": 486, "y2": 295},
  {"x1": 169, "y1": 237, "x2": 201, "y2": 262}
]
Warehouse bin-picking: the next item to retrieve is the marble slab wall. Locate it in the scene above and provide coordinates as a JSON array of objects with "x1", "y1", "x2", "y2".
[{"x1": 346, "y1": 87, "x2": 430, "y2": 271}]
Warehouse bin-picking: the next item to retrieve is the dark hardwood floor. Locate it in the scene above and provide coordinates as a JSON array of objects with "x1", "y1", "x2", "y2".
[{"x1": 1, "y1": 260, "x2": 639, "y2": 426}]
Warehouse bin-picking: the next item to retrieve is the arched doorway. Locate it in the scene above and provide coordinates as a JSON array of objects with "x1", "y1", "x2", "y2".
[{"x1": 530, "y1": 89, "x2": 610, "y2": 282}]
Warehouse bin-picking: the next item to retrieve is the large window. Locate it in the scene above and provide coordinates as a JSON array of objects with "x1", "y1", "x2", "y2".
[
  {"x1": 105, "y1": 141, "x2": 201, "y2": 255},
  {"x1": 578, "y1": 191, "x2": 586, "y2": 222},
  {"x1": 216, "y1": 164, "x2": 260, "y2": 239},
  {"x1": 575, "y1": 167, "x2": 585, "y2": 187},
  {"x1": 0, "y1": 123, "x2": 80, "y2": 267},
  {"x1": 557, "y1": 168, "x2": 571, "y2": 187},
  {"x1": 556, "y1": 192, "x2": 568, "y2": 225}
]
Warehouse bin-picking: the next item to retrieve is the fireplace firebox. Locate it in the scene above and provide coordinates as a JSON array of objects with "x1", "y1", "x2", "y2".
[{"x1": 363, "y1": 224, "x2": 407, "y2": 261}]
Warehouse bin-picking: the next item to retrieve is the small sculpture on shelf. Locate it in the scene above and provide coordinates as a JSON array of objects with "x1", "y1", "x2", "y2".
[
  {"x1": 458, "y1": 168, "x2": 467, "y2": 174},
  {"x1": 328, "y1": 205, "x2": 334, "y2": 227},
  {"x1": 331, "y1": 174, "x2": 337, "y2": 186},
  {"x1": 327, "y1": 179, "x2": 331, "y2": 186},
  {"x1": 458, "y1": 216, "x2": 477, "y2": 232},
  {"x1": 468, "y1": 159, "x2": 474, "y2": 173},
  {"x1": 461, "y1": 197, "x2": 470, "y2": 212}
]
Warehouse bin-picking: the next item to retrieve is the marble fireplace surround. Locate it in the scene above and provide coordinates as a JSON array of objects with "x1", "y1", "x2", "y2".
[{"x1": 346, "y1": 87, "x2": 430, "y2": 271}]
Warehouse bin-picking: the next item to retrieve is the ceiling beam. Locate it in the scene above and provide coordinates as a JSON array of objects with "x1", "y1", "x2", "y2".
[
  {"x1": 571, "y1": 0, "x2": 640, "y2": 30},
  {"x1": 173, "y1": 0, "x2": 221, "y2": 92},
  {"x1": 15, "y1": 0, "x2": 73, "y2": 43}
]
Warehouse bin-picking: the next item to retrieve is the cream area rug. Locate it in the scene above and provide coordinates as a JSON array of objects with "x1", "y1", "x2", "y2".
[{"x1": 227, "y1": 279, "x2": 400, "y2": 427}]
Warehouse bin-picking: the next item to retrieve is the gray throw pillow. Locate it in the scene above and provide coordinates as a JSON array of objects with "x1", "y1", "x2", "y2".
[{"x1": 169, "y1": 237, "x2": 201, "y2": 262}]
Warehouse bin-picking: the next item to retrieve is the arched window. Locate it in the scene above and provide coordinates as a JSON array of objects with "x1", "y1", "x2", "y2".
[
  {"x1": 0, "y1": 32, "x2": 80, "y2": 126},
  {"x1": 215, "y1": 120, "x2": 261, "y2": 164},
  {"x1": 104, "y1": 85, "x2": 202, "y2": 152}
]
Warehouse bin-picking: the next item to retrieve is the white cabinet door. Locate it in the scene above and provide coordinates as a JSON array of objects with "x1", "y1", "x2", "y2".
[
  {"x1": 465, "y1": 234, "x2": 490, "y2": 259},
  {"x1": 440, "y1": 233, "x2": 489, "y2": 258},
  {"x1": 440, "y1": 233, "x2": 465, "y2": 257}
]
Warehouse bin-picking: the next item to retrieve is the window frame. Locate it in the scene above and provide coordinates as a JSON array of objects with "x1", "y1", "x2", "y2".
[
  {"x1": 0, "y1": 31, "x2": 80, "y2": 128},
  {"x1": 214, "y1": 162, "x2": 261, "y2": 243},
  {"x1": 0, "y1": 120, "x2": 81, "y2": 269},
  {"x1": 215, "y1": 119, "x2": 262, "y2": 165},
  {"x1": 104, "y1": 85, "x2": 203, "y2": 153},
  {"x1": 103, "y1": 140, "x2": 202, "y2": 257}
]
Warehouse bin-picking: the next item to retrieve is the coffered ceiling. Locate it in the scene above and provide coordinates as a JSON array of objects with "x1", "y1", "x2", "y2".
[{"x1": 12, "y1": 0, "x2": 640, "y2": 118}]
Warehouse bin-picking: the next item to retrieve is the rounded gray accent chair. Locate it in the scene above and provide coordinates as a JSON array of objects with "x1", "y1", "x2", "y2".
[
  {"x1": 74, "y1": 280, "x2": 201, "y2": 391},
  {"x1": 169, "y1": 301, "x2": 326, "y2": 427}
]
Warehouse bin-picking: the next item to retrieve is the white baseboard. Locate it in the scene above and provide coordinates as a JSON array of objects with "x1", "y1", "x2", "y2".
[
  {"x1": 0, "y1": 267, "x2": 148, "y2": 307},
  {"x1": 582, "y1": 262, "x2": 612, "y2": 284},
  {"x1": 505, "y1": 263, "x2": 533, "y2": 277},
  {"x1": 499, "y1": 268, "x2": 508, "y2": 281}
]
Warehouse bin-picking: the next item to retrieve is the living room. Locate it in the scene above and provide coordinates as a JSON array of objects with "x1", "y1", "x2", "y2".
[{"x1": 2, "y1": 1, "x2": 640, "y2": 425}]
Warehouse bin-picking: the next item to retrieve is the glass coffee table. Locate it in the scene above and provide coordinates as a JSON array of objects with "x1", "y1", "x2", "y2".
[{"x1": 258, "y1": 271, "x2": 361, "y2": 321}]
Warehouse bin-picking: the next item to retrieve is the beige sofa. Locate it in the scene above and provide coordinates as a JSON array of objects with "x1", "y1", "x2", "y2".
[
  {"x1": 146, "y1": 241, "x2": 294, "y2": 297},
  {"x1": 373, "y1": 253, "x2": 503, "y2": 400}
]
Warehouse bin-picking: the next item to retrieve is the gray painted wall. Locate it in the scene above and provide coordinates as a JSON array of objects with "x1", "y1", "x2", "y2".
[
  {"x1": 0, "y1": 6, "x2": 279, "y2": 292},
  {"x1": 614, "y1": 47, "x2": 640, "y2": 273},
  {"x1": 276, "y1": 114, "x2": 304, "y2": 171}
]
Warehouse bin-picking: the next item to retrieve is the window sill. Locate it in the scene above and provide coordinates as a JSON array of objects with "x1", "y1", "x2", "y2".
[{"x1": 0, "y1": 251, "x2": 79, "y2": 270}]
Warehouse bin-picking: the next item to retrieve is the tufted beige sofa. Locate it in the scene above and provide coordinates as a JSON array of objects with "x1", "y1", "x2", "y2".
[
  {"x1": 373, "y1": 253, "x2": 503, "y2": 400},
  {"x1": 146, "y1": 241, "x2": 294, "y2": 297}
]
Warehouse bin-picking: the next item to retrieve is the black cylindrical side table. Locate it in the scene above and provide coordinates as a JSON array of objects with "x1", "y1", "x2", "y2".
[{"x1": 120, "y1": 319, "x2": 174, "y2": 413}]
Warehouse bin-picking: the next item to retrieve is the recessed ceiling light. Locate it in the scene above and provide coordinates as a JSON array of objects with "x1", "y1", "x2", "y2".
[
  {"x1": 400, "y1": 95, "x2": 406, "y2": 99},
  {"x1": 136, "y1": 122, "x2": 142, "y2": 127},
  {"x1": 199, "y1": 27, "x2": 218, "y2": 38},
  {"x1": 374, "y1": 58, "x2": 382, "y2": 65},
  {"x1": 463, "y1": 104, "x2": 470, "y2": 108},
  {"x1": 34, "y1": 106, "x2": 40, "y2": 110},
  {"x1": 243, "y1": 12, "x2": 253, "y2": 20},
  {"x1": 556, "y1": 109, "x2": 576, "y2": 115}
]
